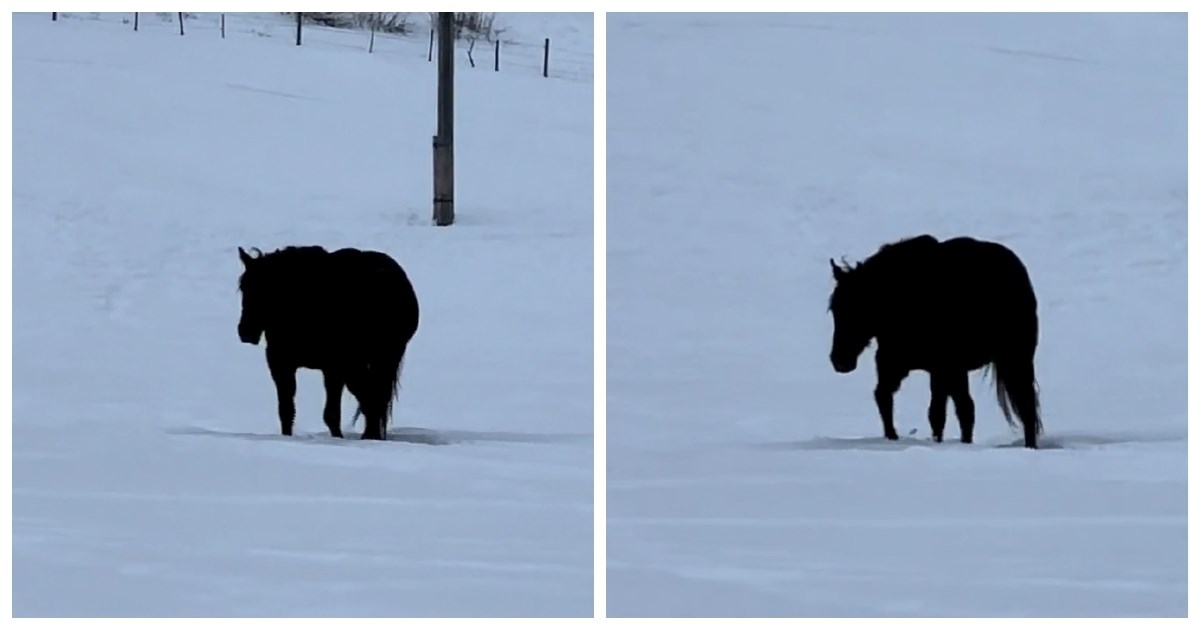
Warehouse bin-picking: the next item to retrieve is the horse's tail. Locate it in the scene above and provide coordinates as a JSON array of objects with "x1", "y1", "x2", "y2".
[
  {"x1": 989, "y1": 352, "x2": 1043, "y2": 447},
  {"x1": 353, "y1": 260, "x2": 417, "y2": 437},
  {"x1": 988, "y1": 362, "x2": 1014, "y2": 428},
  {"x1": 379, "y1": 348, "x2": 406, "y2": 435},
  {"x1": 350, "y1": 348, "x2": 406, "y2": 434},
  {"x1": 982, "y1": 244, "x2": 1044, "y2": 448}
]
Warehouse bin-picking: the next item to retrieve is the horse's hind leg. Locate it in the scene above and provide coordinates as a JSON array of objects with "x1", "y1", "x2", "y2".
[
  {"x1": 1001, "y1": 360, "x2": 1041, "y2": 449},
  {"x1": 359, "y1": 398, "x2": 386, "y2": 441},
  {"x1": 946, "y1": 370, "x2": 975, "y2": 444},
  {"x1": 346, "y1": 371, "x2": 385, "y2": 441},
  {"x1": 322, "y1": 371, "x2": 345, "y2": 439},
  {"x1": 927, "y1": 371, "x2": 949, "y2": 443}
]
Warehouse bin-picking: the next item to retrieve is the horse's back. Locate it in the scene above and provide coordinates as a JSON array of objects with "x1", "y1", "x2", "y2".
[
  {"x1": 938, "y1": 237, "x2": 1036, "y2": 305},
  {"x1": 936, "y1": 236, "x2": 1038, "y2": 353},
  {"x1": 331, "y1": 248, "x2": 407, "y2": 276},
  {"x1": 330, "y1": 247, "x2": 419, "y2": 338}
]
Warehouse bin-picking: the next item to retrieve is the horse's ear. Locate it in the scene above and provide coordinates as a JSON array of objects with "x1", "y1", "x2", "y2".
[
  {"x1": 830, "y1": 258, "x2": 845, "y2": 281},
  {"x1": 239, "y1": 247, "x2": 254, "y2": 267}
]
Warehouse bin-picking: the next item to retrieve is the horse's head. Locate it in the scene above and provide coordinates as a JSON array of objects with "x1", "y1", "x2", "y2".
[
  {"x1": 236, "y1": 247, "x2": 269, "y2": 345},
  {"x1": 827, "y1": 257, "x2": 874, "y2": 374}
]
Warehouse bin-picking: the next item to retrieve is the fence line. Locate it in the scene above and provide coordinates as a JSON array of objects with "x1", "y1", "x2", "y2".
[{"x1": 46, "y1": 12, "x2": 594, "y2": 85}]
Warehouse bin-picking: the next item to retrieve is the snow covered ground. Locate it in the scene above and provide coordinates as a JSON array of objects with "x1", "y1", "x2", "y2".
[
  {"x1": 606, "y1": 13, "x2": 1186, "y2": 617},
  {"x1": 12, "y1": 12, "x2": 593, "y2": 617}
]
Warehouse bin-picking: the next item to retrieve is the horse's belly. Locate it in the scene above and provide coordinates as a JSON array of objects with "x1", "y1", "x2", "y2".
[
  {"x1": 267, "y1": 330, "x2": 347, "y2": 370},
  {"x1": 889, "y1": 329, "x2": 996, "y2": 372}
]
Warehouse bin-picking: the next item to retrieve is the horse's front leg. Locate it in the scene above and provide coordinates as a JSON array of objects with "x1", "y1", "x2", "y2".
[
  {"x1": 267, "y1": 350, "x2": 297, "y2": 437},
  {"x1": 874, "y1": 353, "x2": 908, "y2": 441}
]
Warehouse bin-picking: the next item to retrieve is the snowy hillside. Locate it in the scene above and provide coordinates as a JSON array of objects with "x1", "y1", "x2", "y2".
[
  {"x1": 606, "y1": 13, "x2": 1186, "y2": 617},
  {"x1": 33, "y1": 12, "x2": 595, "y2": 84},
  {"x1": 12, "y1": 12, "x2": 593, "y2": 617}
]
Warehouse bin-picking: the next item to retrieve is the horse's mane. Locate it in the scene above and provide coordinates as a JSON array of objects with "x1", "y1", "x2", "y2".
[
  {"x1": 261, "y1": 245, "x2": 329, "y2": 263},
  {"x1": 238, "y1": 245, "x2": 330, "y2": 292},
  {"x1": 829, "y1": 234, "x2": 939, "y2": 310},
  {"x1": 861, "y1": 234, "x2": 939, "y2": 270}
]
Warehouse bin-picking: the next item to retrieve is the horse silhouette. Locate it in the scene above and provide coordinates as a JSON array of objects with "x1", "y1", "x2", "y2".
[
  {"x1": 237, "y1": 245, "x2": 419, "y2": 440},
  {"x1": 828, "y1": 234, "x2": 1043, "y2": 448}
]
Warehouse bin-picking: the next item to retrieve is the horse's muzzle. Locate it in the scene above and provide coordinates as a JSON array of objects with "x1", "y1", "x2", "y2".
[
  {"x1": 831, "y1": 356, "x2": 857, "y2": 374},
  {"x1": 238, "y1": 327, "x2": 262, "y2": 345}
]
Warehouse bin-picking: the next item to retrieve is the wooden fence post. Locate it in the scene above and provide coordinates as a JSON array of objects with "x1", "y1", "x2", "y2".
[
  {"x1": 433, "y1": 13, "x2": 455, "y2": 226},
  {"x1": 51, "y1": 12, "x2": 57, "y2": 21},
  {"x1": 543, "y1": 38, "x2": 550, "y2": 78},
  {"x1": 295, "y1": 12, "x2": 302, "y2": 45},
  {"x1": 427, "y1": 28, "x2": 434, "y2": 62},
  {"x1": 133, "y1": 12, "x2": 138, "y2": 31},
  {"x1": 221, "y1": 14, "x2": 225, "y2": 39},
  {"x1": 494, "y1": 40, "x2": 500, "y2": 71},
  {"x1": 178, "y1": 12, "x2": 185, "y2": 36}
]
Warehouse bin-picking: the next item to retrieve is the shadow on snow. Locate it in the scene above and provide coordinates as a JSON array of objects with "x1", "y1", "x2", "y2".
[
  {"x1": 169, "y1": 425, "x2": 592, "y2": 447},
  {"x1": 751, "y1": 429, "x2": 1186, "y2": 452}
]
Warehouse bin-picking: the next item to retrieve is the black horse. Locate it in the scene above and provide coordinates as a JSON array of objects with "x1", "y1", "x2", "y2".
[
  {"x1": 236, "y1": 245, "x2": 419, "y2": 440},
  {"x1": 827, "y1": 234, "x2": 1043, "y2": 448}
]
